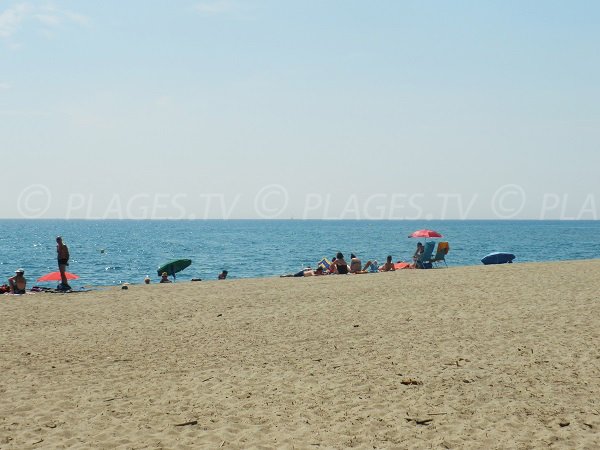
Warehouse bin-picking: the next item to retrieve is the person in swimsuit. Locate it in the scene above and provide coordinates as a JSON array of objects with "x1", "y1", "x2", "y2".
[
  {"x1": 366, "y1": 260, "x2": 379, "y2": 272},
  {"x1": 332, "y1": 252, "x2": 349, "y2": 274},
  {"x1": 8, "y1": 269, "x2": 27, "y2": 294},
  {"x1": 349, "y1": 254, "x2": 362, "y2": 273},
  {"x1": 218, "y1": 270, "x2": 228, "y2": 280},
  {"x1": 280, "y1": 266, "x2": 326, "y2": 277},
  {"x1": 56, "y1": 236, "x2": 71, "y2": 289},
  {"x1": 411, "y1": 242, "x2": 424, "y2": 268},
  {"x1": 160, "y1": 272, "x2": 172, "y2": 283},
  {"x1": 380, "y1": 255, "x2": 396, "y2": 272},
  {"x1": 328, "y1": 257, "x2": 337, "y2": 274}
]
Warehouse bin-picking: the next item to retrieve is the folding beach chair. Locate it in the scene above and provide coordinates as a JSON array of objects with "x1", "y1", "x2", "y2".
[{"x1": 429, "y1": 241, "x2": 449, "y2": 267}]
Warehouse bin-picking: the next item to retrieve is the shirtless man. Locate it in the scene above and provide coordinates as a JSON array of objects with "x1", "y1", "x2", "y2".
[
  {"x1": 380, "y1": 255, "x2": 396, "y2": 272},
  {"x1": 303, "y1": 267, "x2": 325, "y2": 277},
  {"x1": 8, "y1": 269, "x2": 27, "y2": 294},
  {"x1": 56, "y1": 236, "x2": 71, "y2": 288}
]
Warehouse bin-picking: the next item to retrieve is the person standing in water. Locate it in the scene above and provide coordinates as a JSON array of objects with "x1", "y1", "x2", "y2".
[{"x1": 56, "y1": 236, "x2": 71, "y2": 289}]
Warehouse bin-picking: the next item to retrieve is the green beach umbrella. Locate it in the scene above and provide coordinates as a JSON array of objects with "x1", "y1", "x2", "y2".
[{"x1": 157, "y1": 259, "x2": 192, "y2": 280}]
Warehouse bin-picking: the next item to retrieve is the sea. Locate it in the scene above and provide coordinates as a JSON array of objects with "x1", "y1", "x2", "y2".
[{"x1": 1, "y1": 220, "x2": 599, "y2": 287}]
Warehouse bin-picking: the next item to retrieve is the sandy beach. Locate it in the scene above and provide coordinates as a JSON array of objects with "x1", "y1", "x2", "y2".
[{"x1": 1, "y1": 260, "x2": 600, "y2": 449}]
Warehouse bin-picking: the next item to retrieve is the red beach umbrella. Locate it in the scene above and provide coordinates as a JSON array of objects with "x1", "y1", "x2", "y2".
[
  {"x1": 408, "y1": 229, "x2": 443, "y2": 239},
  {"x1": 37, "y1": 271, "x2": 80, "y2": 282}
]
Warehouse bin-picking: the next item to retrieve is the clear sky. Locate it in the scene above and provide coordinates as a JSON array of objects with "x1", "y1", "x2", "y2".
[{"x1": 2, "y1": 0, "x2": 599, "y2": 219}]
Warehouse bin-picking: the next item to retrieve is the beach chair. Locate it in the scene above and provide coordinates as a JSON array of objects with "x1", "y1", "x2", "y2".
[
  {"x1": 415, "y1": 241, "x2": 435, "y2": 269},
  {"x1": 429, "y1": 241, "x2": 449, "y2": 267}
]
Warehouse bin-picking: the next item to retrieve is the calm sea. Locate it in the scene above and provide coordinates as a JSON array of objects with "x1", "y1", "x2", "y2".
[{"x1": 1, "y1": 220, "x2": 599, "y2": 287}]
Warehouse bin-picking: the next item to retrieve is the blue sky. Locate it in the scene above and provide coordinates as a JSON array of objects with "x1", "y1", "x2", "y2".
[{"x1": 2, "y1": 0, "x2": 599, "y2": 219}]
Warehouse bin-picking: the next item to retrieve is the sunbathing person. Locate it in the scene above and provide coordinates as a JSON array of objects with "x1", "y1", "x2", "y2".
[
  {"x1": 281, "y1": 266, "x2": 325, "y2": 277},
  {"x1": 380, "y1": 255, "x2": 396, "y2": 272},
  {"x1": 350, "y1": 254, "x2": 362, "y2": 273},
  {"x1": 303, "y1": 267, "x2": 326, "y2": 277},
  {"x1": 411, "y1": 242, "x2": 424, "y2": 268},
  {"x1": 328, "y1": 257, "x2": 337, "y2": 274},
  {"x1": 8, "y1": 268, "x2": 27, "y2": 294},
  {"x1": 363, "y1": 260, "x2": 378, "y2": 272},
  {"x1": 331, "y1": 252, "x2": 349, "y2": 274}
]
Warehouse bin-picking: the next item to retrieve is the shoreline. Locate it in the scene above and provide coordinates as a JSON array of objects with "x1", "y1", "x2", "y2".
[
  {"x1": 52, "y1": 257, "x2": 600, "y2": 290},
  {"x1": 2, "y1": 259, "x2": 599, "y2": 448}
]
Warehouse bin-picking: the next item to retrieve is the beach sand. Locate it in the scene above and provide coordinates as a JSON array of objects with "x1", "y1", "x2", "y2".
[{"x1": 1, "y1": 260, "x2": 600, "y2": 449}]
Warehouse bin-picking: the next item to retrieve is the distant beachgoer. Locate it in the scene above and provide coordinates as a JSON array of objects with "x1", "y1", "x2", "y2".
[
  {"x1": 301, "y1": 267, "x2": 314, "y2": 277},
  {"x1": 56, "y1": 236, "x2": 71, "y2": 289},
  {"x1": 366, "y1": 260, "x2": 379, "y2": 272},
  {"x1": 332, "y1": 252, "x2": 349, "y2": 274},
  {"x1": 328, "y1": 257, "x2": 337, "y2": 274},
  {"x1": 280, "y1": 266, "x2": 325, "y2": 278},
  {"x1": 160, "y1": 272, "x2": 171, "y2": 283},
  {"x1": 218, "y1": 270, "x2": 228, "y2": 280},
  {"x1": 8, "y1": 268, "x2": 27, "y2": 294},
  {"x1": 412, "y1": 242, "x2": 424, "y2": 268},
  {"x1": 380, "y1": 255, "x2": 396, "y2": 272},
  {"x1": 303, "y1": 266, "x2": 326, "y2": 277},
  {"x1": 144, "y1": 276, "x2": 151, "y2": 284},
  {"x1": 280, "y1": 268, "x2": 307, "y2": 278},
  {"x1": 350, "y1": 253, "x2": 362, "y2": 273}
]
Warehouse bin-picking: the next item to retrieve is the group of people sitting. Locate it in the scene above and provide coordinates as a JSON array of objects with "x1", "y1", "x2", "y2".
[
  {"x1": 282, "y1": 242, "x2": 435, "y2": 278},
  {"x1": 5, "y1": 242, "x2": 433, "y2": 291},
  {"x1": 282, "y1": 252, "x2": 397, "y2": 278},
  {"x1": 329, "y1": 252, "x2": 397, "y2": 274}
]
